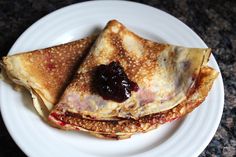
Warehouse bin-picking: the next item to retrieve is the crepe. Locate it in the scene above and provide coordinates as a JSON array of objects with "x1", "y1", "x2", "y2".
[
  {"x1": 48, "y1": 20, "x2": 218, "y2": 139},
  {"x1": 50, "y1": 20, "x2": 212, "y2": 121},
  {"x1": 1, "y1": 36, "x2": 95, "y2": 119}
]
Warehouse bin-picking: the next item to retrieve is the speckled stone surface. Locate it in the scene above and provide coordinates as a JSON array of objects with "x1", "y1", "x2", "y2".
[{"x1": 0, "y1": 0, "x2": 235, "y2": 156}]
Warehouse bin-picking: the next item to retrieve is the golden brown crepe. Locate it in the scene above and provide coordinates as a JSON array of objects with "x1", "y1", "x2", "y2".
[
  {"x1": 48, "y1": 20, "x2": 218, "y2": 139},
  {"x1": 1, "y1": 36, "x2": 95, "y2": 119}
]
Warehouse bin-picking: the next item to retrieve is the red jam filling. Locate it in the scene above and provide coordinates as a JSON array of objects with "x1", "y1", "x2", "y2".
[{"x1": 92, "y1": 61, "x2": 139, "y2": 103}]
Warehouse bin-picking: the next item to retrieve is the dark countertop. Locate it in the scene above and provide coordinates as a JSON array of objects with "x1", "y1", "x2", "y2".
[{"x1": 0, "y1": 0, "x2": 235, "y2": 156}]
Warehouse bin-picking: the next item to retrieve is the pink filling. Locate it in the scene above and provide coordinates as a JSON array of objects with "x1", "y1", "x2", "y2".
[{"x1": 137, "y1": 89, "x2": 155, "y2": 106}]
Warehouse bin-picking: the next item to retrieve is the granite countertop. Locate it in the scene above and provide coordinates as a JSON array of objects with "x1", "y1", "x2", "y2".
[{"x1": 0, "y1": 0, "x2": 235, "y2": 156}]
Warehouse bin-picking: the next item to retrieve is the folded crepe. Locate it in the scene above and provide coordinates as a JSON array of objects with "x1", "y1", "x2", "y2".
[
  {"x1": 49, "y1": 20, "x2": 218, "y2": 139},
  {"x1": 1, "y1": 36, "x2": 95, "y2": 119}
]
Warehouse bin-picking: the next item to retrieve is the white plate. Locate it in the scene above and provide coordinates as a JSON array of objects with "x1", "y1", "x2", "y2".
[{"x1": 0, "y1": 1, "x2": 224, "y2": 157}]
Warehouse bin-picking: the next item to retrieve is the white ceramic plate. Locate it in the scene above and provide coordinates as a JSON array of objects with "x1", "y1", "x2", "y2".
[{"x1": 0, "y1": 1, "x2": 224, "y2": 157}]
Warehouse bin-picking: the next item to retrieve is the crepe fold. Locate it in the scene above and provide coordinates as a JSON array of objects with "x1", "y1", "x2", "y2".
[
  {"x1": 48, "y1": 20, "x2": 218, "y2": 139},
  {"x1": 1, "y1": 36, "x2": 95, "y2": 119}
]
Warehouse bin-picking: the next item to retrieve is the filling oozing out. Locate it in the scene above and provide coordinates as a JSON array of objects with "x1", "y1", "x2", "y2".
[{"x1": 92, "y1": 61, "x2": 139, "y2": 103}]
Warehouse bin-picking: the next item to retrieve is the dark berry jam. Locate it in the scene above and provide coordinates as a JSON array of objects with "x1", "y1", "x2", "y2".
[{"x1": 92, "y1": 61, "x2": 139, "y2": 103}]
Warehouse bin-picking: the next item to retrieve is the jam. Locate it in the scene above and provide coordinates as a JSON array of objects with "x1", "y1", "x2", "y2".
[{"x1": 92, "y1": 61, "x2": 139, "y2": 102}]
